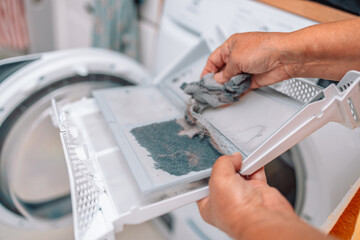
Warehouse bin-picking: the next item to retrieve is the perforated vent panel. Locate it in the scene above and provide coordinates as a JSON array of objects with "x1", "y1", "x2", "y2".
[
  {"x1": 270, "y1": 78, "x2": 323, "y2": 103},
  {"x1": 62, "y1": 131, "x2": 101, "y2": 239}
]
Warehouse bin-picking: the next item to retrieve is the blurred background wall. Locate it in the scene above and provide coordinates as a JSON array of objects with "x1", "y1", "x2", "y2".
[{"x1": 0, "y1": 0, "x2": 165, "y2": 74}]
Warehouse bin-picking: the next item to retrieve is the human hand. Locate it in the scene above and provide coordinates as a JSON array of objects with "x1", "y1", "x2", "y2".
[
  {"x1": 201, "y1": 32, "x2": 303, "y2": 89},
  {"x1": 197, "y1": 153, "x2": 300, "y2": 239}
]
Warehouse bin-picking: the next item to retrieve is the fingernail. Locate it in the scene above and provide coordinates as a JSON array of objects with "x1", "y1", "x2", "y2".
[{"x1": 232, "y1": 152, "x2": 241, "y2": 156}]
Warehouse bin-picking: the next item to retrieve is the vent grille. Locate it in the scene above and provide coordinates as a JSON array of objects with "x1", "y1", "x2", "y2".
[
  {"x1": 62, "y1": 131, "x2": 101, "y2": 239},
  {"x1": 270, "y1": 78, "x2": 322, "y2": 103}
]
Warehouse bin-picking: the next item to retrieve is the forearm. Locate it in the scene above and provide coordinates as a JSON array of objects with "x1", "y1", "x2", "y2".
[
  {"x1": 281, "y1": 18, "x2": 360, "y2": 80},
  {"x1": 234, "y1": 209, "x2": 335, "y2": 240}
]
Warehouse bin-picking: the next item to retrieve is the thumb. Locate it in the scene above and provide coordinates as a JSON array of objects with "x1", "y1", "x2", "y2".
[
  {"x1": 214, "y1": 60, "x2": 241, "y2": 84},
  {"x1": 211, "y1": 152, "x2": 243, "y2": 179}
]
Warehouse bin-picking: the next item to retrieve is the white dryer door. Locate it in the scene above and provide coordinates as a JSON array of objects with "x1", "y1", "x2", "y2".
[{"x1": 0, "y1": 49, "x2": 150, "y2": 232}]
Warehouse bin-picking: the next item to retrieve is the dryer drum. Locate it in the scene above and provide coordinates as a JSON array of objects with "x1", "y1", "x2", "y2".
[{"x1": 0, "y1": 73, "x2": 134, "y2": 224}]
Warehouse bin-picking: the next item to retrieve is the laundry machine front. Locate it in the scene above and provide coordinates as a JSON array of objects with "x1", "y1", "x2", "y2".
[{"x1": 0, "y1": 1, "x2": 359, "y2": 239}]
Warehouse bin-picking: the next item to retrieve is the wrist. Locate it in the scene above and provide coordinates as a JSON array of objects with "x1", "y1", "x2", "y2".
[
  {"x1": 275, "y1": 32, "x2": 309, "y2": 79},
  {"x1": 231, "y1": 206, "x2": 299, "y2": 239},
  {"x1": 232, "y1": 208, "x2": 330, "y2": 240}
]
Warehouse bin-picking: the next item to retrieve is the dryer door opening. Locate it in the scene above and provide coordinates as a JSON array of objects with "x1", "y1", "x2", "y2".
[
  {"x1": 265, "y1": 146, "x2": 306, "y2": 214},
  {"x1": 1, "y1": 75, "x2": 133, "y2": 217},
  {"x1": 0, "y1": 49, "x2": 150, "y2": 230}
]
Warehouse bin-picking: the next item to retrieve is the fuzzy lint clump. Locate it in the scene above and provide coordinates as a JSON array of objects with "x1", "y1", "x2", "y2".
[{"x1": 130, "y1": 119, "x2": 221, "y2": 176}]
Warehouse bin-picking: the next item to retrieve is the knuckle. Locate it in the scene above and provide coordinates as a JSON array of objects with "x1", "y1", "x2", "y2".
[
  {"x1": 208, "y1": 54, "x2": 217, "y2": 64},
  {"x1": 228, "y1": 33, "x2": 241, "y2": 45},
  {"x1": 229, "y1": 33, "x2": 240, "y2": 40}
]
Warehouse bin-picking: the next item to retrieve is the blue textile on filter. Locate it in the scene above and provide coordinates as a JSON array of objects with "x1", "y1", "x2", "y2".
[{"x1": 93, "y1": 0, "x2": 140, "y2": 61}]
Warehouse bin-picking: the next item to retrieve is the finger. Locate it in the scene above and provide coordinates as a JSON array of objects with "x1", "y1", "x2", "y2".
[
  {"x1": 200, "y1": 42, "x2": 231, "y2": 78},
  {"x1": 200, "y1": 47, "x2": 224, "y2": 78},
  {"x1": 214, "y1": 59, "x2": 241, "y2": 83},
  {"x1": 248, "y1": 167, "x2": 267, "y2": 183},
  {"x1": 211, "y1": 152, "x2": 243, "y2": 180},
  {"x1": 197, "y1": 197, "x2": 210, "y2": 222},
  {"x1": 197, "y1": 197, "x2": 208, "y2": 212}
]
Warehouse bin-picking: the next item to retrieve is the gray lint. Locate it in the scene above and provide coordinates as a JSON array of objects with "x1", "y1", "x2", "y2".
[
  {"x1": 130, "y1": 119, "x2": 221, "y2": 176},
  {"x1": 181, "y1": 73, "x2": 251, "y2": 112}
]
